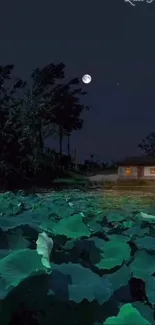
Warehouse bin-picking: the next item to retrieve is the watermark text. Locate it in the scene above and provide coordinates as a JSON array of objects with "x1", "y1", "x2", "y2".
[{"x1": 125, "y1": 0, "x2": 154, "y2": 6}]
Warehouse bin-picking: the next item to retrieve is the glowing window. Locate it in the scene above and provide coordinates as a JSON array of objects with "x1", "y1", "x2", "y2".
[
  {"x1": 150, "y1": 168, "x2": 155, "y2": 174},
  {"x1": 125, "y1": 168, "x2": 132, "y2": 175}
]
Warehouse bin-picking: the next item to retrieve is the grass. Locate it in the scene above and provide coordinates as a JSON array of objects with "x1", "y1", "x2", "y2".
[
  {"x1": 87, "y1": 178, "x2": 155, "y2": 191},
  {"x1": 52, "y1": 171, "x2": 88, "y2": 187},
  {"x1": 51, "y1": 170, "x2": 155, "y2": 195},
  {"x1": 53, "y1": 178, "x2": 86, "y2": 185}
]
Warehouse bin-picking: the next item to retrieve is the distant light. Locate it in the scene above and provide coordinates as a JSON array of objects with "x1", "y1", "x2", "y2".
[{"x1": 82, "y1": 74, "x2": 92, "y2": 84}]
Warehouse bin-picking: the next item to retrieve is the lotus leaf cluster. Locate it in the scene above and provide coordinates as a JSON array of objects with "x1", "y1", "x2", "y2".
[{"x1": 0, "y1": 190, "x2": 155, "y2": 324}]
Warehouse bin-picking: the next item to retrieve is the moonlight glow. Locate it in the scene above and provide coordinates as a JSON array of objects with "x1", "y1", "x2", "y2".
[{"x1": 82, "y1": 74, "x2": 92, "y2": 84}]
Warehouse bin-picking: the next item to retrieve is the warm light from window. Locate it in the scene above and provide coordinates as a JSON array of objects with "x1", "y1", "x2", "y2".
[
  {"x1": 125, "y1": 168, "x2": 132, "y2": 175},
  {"x1": 150, "y1": 168, "x2": 155, "y2": 174}
]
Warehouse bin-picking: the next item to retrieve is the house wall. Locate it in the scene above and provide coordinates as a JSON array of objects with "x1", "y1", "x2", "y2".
[
  {"x1": 118, "y1": 166, "x2": 138, "y2": 179},
  {"x1": 118, "y1": 165, "x2": 155, "y2": 180},
  {"x1": 144, "y1": 166, "x2": 155, "y2": 179}
]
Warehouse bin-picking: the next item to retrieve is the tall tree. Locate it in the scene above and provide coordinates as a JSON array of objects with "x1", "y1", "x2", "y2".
[
  {"x1": 0, "y1": 65, "x2": 32, "y2": 181},
  {"x1": 65, "y1": 119, "x2": 83, "y2": 157},
  {"x1": 30, "y1": 62, "x2": 89, "y2": 157},
  {"x1": 52, "y1": 81, "x2": 88, "y2": 156},
  {"x1": 30, "y1": 62, "x2": 66, "y2": 156},
  {"x1": 0, "y1": 62, "x2": 90, "y2": 186}
]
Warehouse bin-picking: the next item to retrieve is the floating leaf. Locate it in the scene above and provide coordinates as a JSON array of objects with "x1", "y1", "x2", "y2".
[
  {"x1": 134, "y1": 237, "x2": 155, "y2": 251},
  {"x1": 53, "y1": 214, "x2": 91, "y2": 238},
  {"x1": 124, "y1": 225, "x2": 149, "y2": 237},
  {"x1": 132, "y1": 302, "x2": 155, "y2": 325},
  {"x1": 95, "y1": 241, "x2": 131, "y2": 270},
  {"x1": 107, "y1": 234, "x2": 130, "y2": 243},
  {"x1": 145, "y1": 276, "x2": 155, "y2": 305},
  {"x1": 104, "y1": 265, "x2": 131, "y2": 291},
  {"x1": 51, "y1": 262, "x2": 113, "y2": 304},
  {"x1": 106, "y1": 213, "x2": 125, "y2": 222},
  {"x1": 0, "y1": 249, "x2": 49, "y2": 298},
  {"x1": 104, "y1": 303, "x2": 151, "y2": 325},
  {"x1": 129, "y1": 250, "x2": 155, "y2": 280},
  {"x1": 140, "y1": 212, "x2": 155, "y2": 222},
  {"x1": 7, "y1": 229, "x2": 30, "y2": 250},
  {"x1": 123, "y1": 221, "x2": 135, "y2": 228}
]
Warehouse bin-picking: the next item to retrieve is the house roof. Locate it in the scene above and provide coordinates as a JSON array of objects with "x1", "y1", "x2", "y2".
[{"x1": 117, "y1": 156, "x2": 155, "y2": 166}]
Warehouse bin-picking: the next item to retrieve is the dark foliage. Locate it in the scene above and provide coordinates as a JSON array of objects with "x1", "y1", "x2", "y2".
[{"x1": 0, "y1": 63, "x2": 89, "y2": 189}]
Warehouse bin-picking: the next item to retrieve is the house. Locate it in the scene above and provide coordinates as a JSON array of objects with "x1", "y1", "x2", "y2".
[{"x1": 117, "y1": 156, "x2": 155, "y2": 180}]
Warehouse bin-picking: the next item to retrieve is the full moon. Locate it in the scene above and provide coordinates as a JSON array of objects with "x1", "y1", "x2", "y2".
[{"x1": 82, "y1": 74, "x2": 92, "y2": 84}]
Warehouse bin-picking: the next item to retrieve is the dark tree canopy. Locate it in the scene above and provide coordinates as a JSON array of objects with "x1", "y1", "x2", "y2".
[
  {"x1": 138, "y1": 132, "x2": 155, "y2": 156},
  {"x1": 0, "y1": 62, "x2": 90, "y2": 188}
]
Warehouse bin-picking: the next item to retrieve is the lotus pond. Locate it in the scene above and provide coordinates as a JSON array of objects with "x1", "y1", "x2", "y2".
[{"x1": 1, "y1": 189, "x2": 155, "y2": 324}]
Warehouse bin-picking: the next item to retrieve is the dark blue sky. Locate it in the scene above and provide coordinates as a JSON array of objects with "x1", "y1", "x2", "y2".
[{"x1": 1, "y1": 0, "x2": 155, "y2": 162}]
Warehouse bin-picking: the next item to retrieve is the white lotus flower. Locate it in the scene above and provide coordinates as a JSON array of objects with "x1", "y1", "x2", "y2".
[{"x1": 36, "y1": 232, "x2": 53, "y2": 269}]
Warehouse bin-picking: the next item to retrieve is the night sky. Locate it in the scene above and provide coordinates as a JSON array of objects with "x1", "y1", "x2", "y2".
[{"x1": 1, "y1": 0, "x2": 155, "y2": 162}]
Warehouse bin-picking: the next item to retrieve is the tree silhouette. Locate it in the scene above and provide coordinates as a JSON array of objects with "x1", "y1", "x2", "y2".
[
  {"x1": 138, "y1": 132, "x2": 155, "y2": 156},
  {"x1": 29, "y1": 62, "x2": 66, "y2": 156},
  {"x1": 31, "y1": 63, "x2": 88, "y2": 157},
  {"x1": 52, "y1": 81, "x2": 88, "y2": 156},
  {"x1": 0, "y1": 62, "x2": 90, "y2": 188}
]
